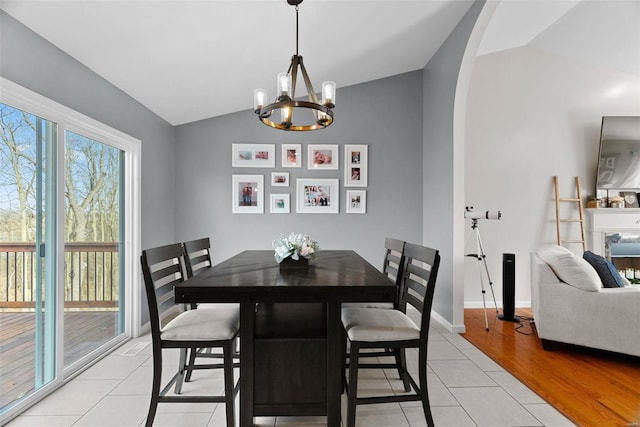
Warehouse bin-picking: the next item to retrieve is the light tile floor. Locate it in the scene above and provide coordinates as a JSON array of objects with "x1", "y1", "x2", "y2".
[{"x1": 6, "y1": 319, "x2": 576, "y2": 427}]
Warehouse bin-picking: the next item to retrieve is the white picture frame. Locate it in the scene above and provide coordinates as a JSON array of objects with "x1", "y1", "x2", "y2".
[
  {"x1": 232, "y1": 143, "x2": 276, "y2": 168},
  {"x1": 281, "y1": 143, "x2": 302, "y2": 168},
  {"x1": 344, "y1": 144, "x2": 368, "y2": 187},
  {"x1": 232, "y1": 174, "x2": 264, "y2": 213},
  {"x1": 270, "y1": 194, "x2": 290, "y2": 213},
  {"x1": 307, "y1": 144, "x2": 339, "y2": 170},
  {"x1": 296, "y1": 178, "x2": 339, "y2": 213},
  {"x1": 271, "y1": 172, "x2": 289, "y2": 187},
  {"x1": 346, "y1": 190, "x2": 366, "y2": 214}
]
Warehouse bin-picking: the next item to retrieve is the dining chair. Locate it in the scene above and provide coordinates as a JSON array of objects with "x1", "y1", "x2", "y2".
[
  {"x1": 341, "y1": 238, "x2": 407, "y2": 381},
  {"x1": 183, "y1": 237, "x2": 212, "y2": 278},
  {"x1": 181, "y1": 237, "x2": 240, "y2": 383},
  {"x1": 341, "y1": 242, "x2": 440, "y2": 427},
  {"x1": 140, "y1": 243, "x2": 240, "y2": 427}
]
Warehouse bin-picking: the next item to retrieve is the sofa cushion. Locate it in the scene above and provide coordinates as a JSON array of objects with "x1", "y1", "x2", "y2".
[
  {"x1": 620, "y1": 275, "x2": 632, "y2": 287},
  {"x1": 537, "y1": 245, "x2": 601, "y2": 292},
  {"x1": 582, "y1": 251, "x2": 625, "y2": 288}
]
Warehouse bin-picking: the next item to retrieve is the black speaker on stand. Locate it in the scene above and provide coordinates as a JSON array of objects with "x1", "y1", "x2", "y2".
[{"x1": 498, "y1": 253, "x2": 520, "y2": 322}]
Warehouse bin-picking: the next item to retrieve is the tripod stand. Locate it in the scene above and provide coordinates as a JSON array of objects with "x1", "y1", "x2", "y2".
[{"x1": 466, "y1": 218, "x2": 499, "y2": 330}]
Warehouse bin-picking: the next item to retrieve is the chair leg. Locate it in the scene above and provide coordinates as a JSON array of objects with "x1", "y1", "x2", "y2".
[
  {"x1": 145, "y1": 347, "x2": 162, "y2": 427},
  {"x1": 185, "y1": 347, "x2": 198, "y2": 382},
  {"x1": 418, "y1": 348, "x2": 434, "y2": 427},
  {"x1": 346, "y1": 342, "x2": 360, "y2": 427},
  {"x1": 341, "y1": 328, "x2": 348, "y2": 393},
  {"x1": 394, "y1": 348, "x2": 411, "y2": 392},
  {"x1": 223, "y1": 342, "x2": 235, "y2": 427},
  {"x1": 174, "y1": 348, "x2": 188, "y2": 394}
]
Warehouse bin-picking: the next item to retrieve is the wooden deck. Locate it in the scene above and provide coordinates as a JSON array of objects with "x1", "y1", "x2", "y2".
[{"x1": 0, "y1": 310, "x2": 118, "y2": 410}]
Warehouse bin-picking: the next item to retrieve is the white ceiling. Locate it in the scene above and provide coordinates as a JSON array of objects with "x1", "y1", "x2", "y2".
[{"x1": 1, "y1": 1, "x2": 638, "y2": 126}]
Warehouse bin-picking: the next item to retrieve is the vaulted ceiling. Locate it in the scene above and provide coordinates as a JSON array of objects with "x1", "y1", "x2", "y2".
[{"x1": 2, "y1": 1, "x2": 637, "y2": 126}]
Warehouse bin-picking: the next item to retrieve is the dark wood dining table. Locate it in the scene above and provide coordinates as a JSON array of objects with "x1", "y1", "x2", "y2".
[{"x1": 174, "y1": 249, "x2": 396, "y2": 427}]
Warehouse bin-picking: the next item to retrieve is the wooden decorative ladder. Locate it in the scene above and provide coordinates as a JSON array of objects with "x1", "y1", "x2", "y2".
[{"x1": 553, "y1": 176, "x2": 586, "y2": 251}]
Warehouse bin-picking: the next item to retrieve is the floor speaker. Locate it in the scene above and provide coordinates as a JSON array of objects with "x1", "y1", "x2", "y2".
[{"x1": 498, "y1": 253, "x2": 520, "y2": 322}]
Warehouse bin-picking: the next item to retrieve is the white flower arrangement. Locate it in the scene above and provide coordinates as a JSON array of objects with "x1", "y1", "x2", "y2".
[{"x1": 272, "y1": 233, "x2": 319, "y2": 263}]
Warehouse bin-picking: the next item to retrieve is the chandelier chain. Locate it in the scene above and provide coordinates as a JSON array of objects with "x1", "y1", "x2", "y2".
[{"x1": 295, "y1": 5, "x2": 299, "y2": 56}]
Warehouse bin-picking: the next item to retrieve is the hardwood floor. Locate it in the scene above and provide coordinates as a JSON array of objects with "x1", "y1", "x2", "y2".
[{"x1": 461, "y1": 308, "x2": 640, "y2": 427}]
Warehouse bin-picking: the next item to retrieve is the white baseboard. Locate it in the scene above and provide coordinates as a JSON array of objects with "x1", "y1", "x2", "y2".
[
  {"x1": 431, "y1": 310, "x2": 466, "y2": 334},
  {"x1": 136, "y1": 321, "x2": 150, "y2": 338},
  {"x1": 463, "y1": 300, "x2": 531, "y2": 309}
]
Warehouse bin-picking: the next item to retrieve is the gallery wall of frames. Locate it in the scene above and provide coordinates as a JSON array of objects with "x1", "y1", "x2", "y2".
[{"x1": 231, "y1": 143, "x2": 367, "y2": 215}]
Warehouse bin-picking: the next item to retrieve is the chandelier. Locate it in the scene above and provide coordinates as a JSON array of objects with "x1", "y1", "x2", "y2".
[{"x1": 253, "y1": 0, "x2": 335, "y2": 131}]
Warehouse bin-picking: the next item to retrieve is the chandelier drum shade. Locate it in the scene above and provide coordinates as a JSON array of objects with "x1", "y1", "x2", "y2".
[{"x1": 253, "y1": 0, "x2": 336, "y2": 131}]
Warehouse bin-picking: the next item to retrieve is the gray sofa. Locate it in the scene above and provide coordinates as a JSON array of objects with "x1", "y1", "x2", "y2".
[{"x1": 531, "y1": 249, "x2": 640, "y2": 357}]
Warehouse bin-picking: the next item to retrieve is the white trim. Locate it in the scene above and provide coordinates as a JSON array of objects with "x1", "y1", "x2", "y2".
[
  {"x1": 55, "y1": 115, "x2": 66, "y2": 386},
  {"x1": 127, "y1": 139, "x2": 142, "y2": 337},
  {"x1": 1, "y1": 79, "x2": 138, "y2": 149},
  {"x1": 431, "y1": 309, "x2": 466, "y2": 334}
]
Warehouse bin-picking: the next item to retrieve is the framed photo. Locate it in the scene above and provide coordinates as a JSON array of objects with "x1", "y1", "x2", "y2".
[
  {"x1": 296, "y1": 179, "x2": 339, "y2": 213},
  {"x1": 232, "y1": 175, "x2": 264, "y2": 213},
  {"x1": 308, "y1": 144, "x2": 339, "y2": 170},
  {"x1": 346, "y1": 190, "x2": 366, "y2": 214},
  {"x1": 232, "y1": 143, "x2": 275, "y2": 168},
  {"x1": 620, "y1": 191, "x2": 639, "y2": 208},
  {"x1": 270, "y1": 194, "x2": 290, "y2": 213},
  {"x1": 271, "y1": 172, "x2": 289, "y2": 187},
  {"x1": 344, "y1": 144, "x2": 368, "y2": 187},
  {"x1": 281, "y1": 143, "x2": 302, "y2": 168}
]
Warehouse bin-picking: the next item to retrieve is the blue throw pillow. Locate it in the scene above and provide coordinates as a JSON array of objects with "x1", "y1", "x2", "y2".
[{"x1": 582, "y1": 251, "x2": 625, "y2": 288}]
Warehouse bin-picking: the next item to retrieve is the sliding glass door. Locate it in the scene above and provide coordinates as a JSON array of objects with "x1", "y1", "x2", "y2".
[
  {"x1": 0, "y1": 103, "x2": 57, "y2": 413},
  {"x1": 0, "y1": 80, "x2": 138, "y2": 423}
]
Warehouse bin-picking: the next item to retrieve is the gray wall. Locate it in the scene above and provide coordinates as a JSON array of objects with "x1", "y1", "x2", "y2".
[
  {"x1": 1, "y1": 10, "x2": 177, "y2": 324},
  {"x1": 0, "y1": 10, "x2": 176, "y2": 249},
  {"x1": 422, "y1": 0, "x2": 485, "y2": 326},
  {"x1": 174, "y1": 71, "x2": 424, "y2": 269},
  {"x1": 2, "y1": 6, "x2": 485, "y2": 327}
]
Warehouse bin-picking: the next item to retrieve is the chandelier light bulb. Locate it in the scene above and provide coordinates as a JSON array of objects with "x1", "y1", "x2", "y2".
[
  {"x1": 322, "y1": 81, "x2": 336, "y2": 107},
  {"x1": 277, "y1": 72, "x2": 291, "y2": 98},
  {"x1": 281, "y1": 106, "x2": 292, "y2": 125},
  {"x1": 254, "y1": 89, "x2": 267, "y2": 112}
]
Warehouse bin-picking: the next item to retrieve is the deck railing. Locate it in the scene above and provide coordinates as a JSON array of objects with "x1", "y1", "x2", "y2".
[{"x1": 0, "y1": 242, "x2": 119, "y2": 309}]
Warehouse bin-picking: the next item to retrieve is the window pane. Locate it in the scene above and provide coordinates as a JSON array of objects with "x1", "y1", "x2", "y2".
[
  {"x1": 63, "y1": 131, "x2": 123, "y2": 367},
  {"x1": 0, "y1": 102, "x2": 56, "y2": 414}
]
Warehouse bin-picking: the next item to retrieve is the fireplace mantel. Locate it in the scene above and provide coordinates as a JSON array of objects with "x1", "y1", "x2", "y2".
[{"x1": 585, "y1": 208, "x2": 640, "y2": 263}]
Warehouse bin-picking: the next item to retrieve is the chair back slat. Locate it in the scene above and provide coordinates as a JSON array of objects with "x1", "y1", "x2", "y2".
[
  {"x1": 189, "y1": 253, "x2": 210, "y2": 269},
  {"x1": 405, "y1": 262, "x2": 432, "y2": 282},
  {"x1": 384, "y1": 265, "x2": 400, "y2": 289},
  {"x1": 382, "y1": 237, "x2": 406, "y2": 306},
  {"x1": 404, "y1": 292, "x2": 424, "y2": 313},
  {"x1": 382, "y1": 237, "x2": 405, "y2": 284},
  {"x1": 398, "y1": 242, "x2": 440, "y2": 338},
  {"x1": 184, "y1": 237, "x2": 212, "y2": 278},
  {"x1": 150, "y1": 263, "x2": 182, "y2": 283},
  {"x1": 141, "y1": 243, "x2": 186, "y2": 339},
  {"x1": 404, "y1": 276, "x2": 427, "y2": 299}
]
